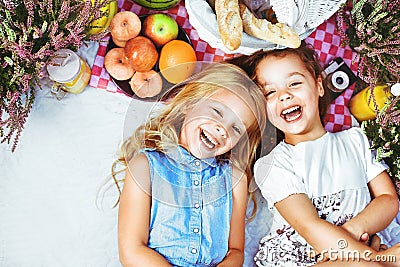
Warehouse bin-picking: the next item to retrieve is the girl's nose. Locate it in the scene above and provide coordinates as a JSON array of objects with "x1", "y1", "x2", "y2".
[
  {"x1": 279, "y1": 91, "x2": 292, "y2": 102},
  {"x1": 216, "y1": 125, "x2": 227, "y2": 138}
]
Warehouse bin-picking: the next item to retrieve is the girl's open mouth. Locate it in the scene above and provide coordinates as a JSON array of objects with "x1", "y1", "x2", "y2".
[
  {"x1": 281, "y1": 105, "x2": 302, "y2": 122},
  {"x1": 200, "y1": 129, "x2": 218, "y2": 149}
]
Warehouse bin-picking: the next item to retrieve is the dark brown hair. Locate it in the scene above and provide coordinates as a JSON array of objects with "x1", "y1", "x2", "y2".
[{"x1": 227, "y1": 42, "x2": 331, "y2": 130}]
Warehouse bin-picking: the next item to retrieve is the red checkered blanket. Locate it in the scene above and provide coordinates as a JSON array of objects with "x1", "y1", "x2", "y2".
[{"x1": 89, "y1": 0, "x2": 359, "y2": 133}]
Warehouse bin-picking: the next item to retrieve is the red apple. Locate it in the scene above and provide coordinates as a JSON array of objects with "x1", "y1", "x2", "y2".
[
  {"x1": 142, "y1": 13, "x2": 179, "y2": 48},
  {"x1": 110, "y1": 11, "x2": 141, "y2": 42},
  {"x1": 112, "y1": 38, "x2": 127, "y2": 48},
  {"x1": 129, "y1": 70, "x2": 163, "y2": 98},
  {"x1": 124, "y1": 36, "x2": 158, "y2": 72},
  {"x1": 104, "y1": 48, "x2": 134, "y2": 81}
]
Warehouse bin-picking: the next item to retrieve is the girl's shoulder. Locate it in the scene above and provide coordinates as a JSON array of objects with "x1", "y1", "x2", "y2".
[
  {"x1": 127, "y1": 151, "x2": 150, "y2": 169},
  {"x1": 336, "y1": 126, "x2": 364, "y2": 136},
  {"x1": 255, "y1": 142, "x2": 294, "y2": 169},
  {"x1": 332, "y1": 127, "x2": 369, "y2": 146},
  {"x1": 135, "y1": 148, "x2": 162, "y2": 168},
  {"x1": 139, "y1": 147, "x2": 165, "y2": 159}
]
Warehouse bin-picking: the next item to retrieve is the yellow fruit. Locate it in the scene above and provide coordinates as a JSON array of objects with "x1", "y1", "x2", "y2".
[
  {"x1": 87, "y1": 0, "x2": 111, "y2": 35},
  {"x1": 103, "y1": 0, "x2": 118, "y2": 31},
  {"x1": 349, "y1": 84, "x2": 393, "y2": 121},
  {"x1": 109, "y1": 0, "x2": 118, "y2": 17}
]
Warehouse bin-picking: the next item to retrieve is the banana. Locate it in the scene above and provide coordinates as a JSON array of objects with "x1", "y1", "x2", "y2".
[
  {"x1": 103, "y1": 0, "x2": 118, "y2": 31},
  {"x1": 87, "y1": 0, "x2": 111, "y2": 35}
]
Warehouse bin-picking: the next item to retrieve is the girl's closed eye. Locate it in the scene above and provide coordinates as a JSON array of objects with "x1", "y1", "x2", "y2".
[
  {"x1": 232, "y1": 125, "x2": 241, "y2": 135},
  {"x1": 289, "y1": 81, "x2": 302, "y2": 87},
  {"x1": 264, "y1": 90, "x2": 276, "y2": 99},
  {"x1": 212, "y1": 107, "x2": 223, "y2": 117}
]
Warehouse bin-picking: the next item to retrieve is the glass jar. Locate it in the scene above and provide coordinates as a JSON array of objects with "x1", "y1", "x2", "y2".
[{"x1": 47, "y1": 49, "x2": 91, "y2": 94}]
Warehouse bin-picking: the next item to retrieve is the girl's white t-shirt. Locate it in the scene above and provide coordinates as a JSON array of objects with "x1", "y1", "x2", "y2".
[{"x1": 253, "y1": 127, "x2": 396, "y2": 266}]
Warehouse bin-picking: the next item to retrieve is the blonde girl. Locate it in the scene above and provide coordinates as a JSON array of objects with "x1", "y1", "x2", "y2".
[
  {"x1": 114, "y1": 63, "x2": 267, "y2": 267},
  {"x1": 228, "y1": 44, "x2": 400, "y2": 266}
]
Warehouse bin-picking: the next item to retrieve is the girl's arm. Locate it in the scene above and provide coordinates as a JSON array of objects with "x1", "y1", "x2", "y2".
[
  {"x1": 275, "y1": 193, "x2": 399, "y2": 262},
  {"x1": 217, "y1": 166, "x2": 248, "y2": 267},
  {"x1": 118, "y1": 154, "x2": 172, "y2": 267},
  {"x1": 341, "y1": 171, "x2": 399, "y2": 241}
]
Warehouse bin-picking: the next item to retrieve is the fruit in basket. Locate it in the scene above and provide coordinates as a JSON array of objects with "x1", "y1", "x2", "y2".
[
  {"x1": 142, "y1": 13, "x2": 179, "y2": 48},
  {"x1": 159, "y1": 40, "x2": 197, "y2": 84},
  {"x1": 103, "y1": 0, "x2": 119, "y2": 31},
  {"x1": 112, "y1": 38, "x2": 127, "y2": 48},
  {"x1": 129, "y1": 70, "x2": 163, "y2": 98},
  {"x1": 124, "y1": 36, "x2": 158, "y2": 72},
  {"x1": 110, "y1": 11, "x2": 141, "y2": 43},
  {"x1": 104, "y1": 47, "x2": 135, "y2": 80},
  {"x1": 87, "y1": 0, "x2": 113, "y2": 35},
  {"x1": 132, "y1": 0, "x2": 181, "y2": 10}
]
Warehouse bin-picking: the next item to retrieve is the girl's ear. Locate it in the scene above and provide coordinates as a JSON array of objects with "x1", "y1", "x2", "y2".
[{"x1": 317, "y1": 76, "x2": 324, "y2": 97}]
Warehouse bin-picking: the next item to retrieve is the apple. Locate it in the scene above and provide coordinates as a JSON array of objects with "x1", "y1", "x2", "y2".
[
  {"x1": 112, "y1": 38, "x2": 127, "y2": 48},
  {"x1": 110, "y1": 11, "x2": 141, "y2": 42},
  {"x1": 104, "y1": 47, "x2": 134, "y2": 80},
  {"x1": 142, "y1": 13, "x2": 179, "y2": 48},
  {"x1": 129, "y1": 70, "x2": 163, "y2": 98},
  {"x1": 124, "y1": 36, "x2": 158, "y2": 72}
]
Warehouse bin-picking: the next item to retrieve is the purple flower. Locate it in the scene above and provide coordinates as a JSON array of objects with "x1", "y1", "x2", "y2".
[{"x1": 1, "y1": 0, "x2": 110, "y2": 151}]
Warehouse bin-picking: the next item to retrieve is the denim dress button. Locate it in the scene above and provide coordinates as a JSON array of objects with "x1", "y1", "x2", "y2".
[
  {"x1": 191, "y1": 248, "x2": 197, "y2": 254},
  {"x1": 193, "y1": 180, "x2": 199, "y2": 186},
  {"x1": 194, "y1": 203, "x2": 200, "y2": 209},
  {"x1": 193, "y1": 228, "x2": 199, "y2": 233},
  {"x1": 195, "y1": 160, "x2": 200, "y2": 166}
]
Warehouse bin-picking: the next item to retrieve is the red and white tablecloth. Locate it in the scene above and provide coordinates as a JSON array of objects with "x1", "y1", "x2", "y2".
[{"x1": 89, "y1": 0, "x2": 359, "y2": 133}]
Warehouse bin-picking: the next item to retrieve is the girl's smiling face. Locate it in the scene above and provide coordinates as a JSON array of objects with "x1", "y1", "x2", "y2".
[
  {"x1": 179, "y1": 88, "x2": 256, "y2": 159},
  {"x1": 256, "y1": 54, "x2": 325, "y2": 145}
]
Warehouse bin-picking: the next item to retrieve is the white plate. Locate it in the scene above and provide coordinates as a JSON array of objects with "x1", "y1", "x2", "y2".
[{"x1": 186, "y1": 0, "x2": 315, "y2": 55}]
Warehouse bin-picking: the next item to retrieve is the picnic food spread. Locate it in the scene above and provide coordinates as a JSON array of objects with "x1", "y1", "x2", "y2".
[
  {"x1": 214, "y1": 0, "x2": 301, "y2": 51},
  {"x1": 104, "y1": 10, "x2": 196, "y2": 99}
]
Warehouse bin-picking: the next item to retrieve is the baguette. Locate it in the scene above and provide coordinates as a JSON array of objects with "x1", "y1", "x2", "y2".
[
  {"x1": 239, "y1": 3, "x2": 301, "y2": 48},
  {"x1": 215, "y1": 0, "x2": 243, "y2": 51}
]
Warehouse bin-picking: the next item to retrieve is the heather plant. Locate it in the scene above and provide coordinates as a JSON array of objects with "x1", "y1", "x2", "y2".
[
  {"x1": 362, "y1": 96, "x2": 400, "y2": 195},
  {"x1": 336, "y1": 0, "x2": 400, "y2": 195},
  {"x1": 0, "y1": 0, "x2": 110, "y2": 151},
  {"x1": 336, "y1": 0, "x2": 400, "y2": 110}
]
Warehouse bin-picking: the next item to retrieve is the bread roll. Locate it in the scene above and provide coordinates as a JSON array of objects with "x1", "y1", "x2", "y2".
[
  {"x1": 239, "y1": 3, "x2": 300, "y2": 48},
  {"x1": 215, "y1": 0, "x2": 243, "y2": 51}
]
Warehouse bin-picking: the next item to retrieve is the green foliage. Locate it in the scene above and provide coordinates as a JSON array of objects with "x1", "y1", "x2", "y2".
[
  {"x1": 337, "y1": 0, "x2": 400, "y2": 91},
  {"x1": 0, "y1": 0, "x2": 109, "y2": 151},
  {"x1": 362, "y1": 96, "x2": 400, "y2": 194}
]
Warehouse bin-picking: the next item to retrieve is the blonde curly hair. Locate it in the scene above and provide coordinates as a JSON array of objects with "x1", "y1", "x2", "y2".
[{"x1": 112, "y1": 63, "x2": 267, "y2": 216}]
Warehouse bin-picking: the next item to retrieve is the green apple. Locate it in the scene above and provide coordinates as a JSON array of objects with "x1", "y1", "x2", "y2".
[{"x1": 142, "y1": 13, "x2": 179, "y2": 48}]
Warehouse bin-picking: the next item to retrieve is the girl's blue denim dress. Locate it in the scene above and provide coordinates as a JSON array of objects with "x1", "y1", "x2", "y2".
[{"x1": 142, "y1": 146, "x2": 233, "y2": 267}]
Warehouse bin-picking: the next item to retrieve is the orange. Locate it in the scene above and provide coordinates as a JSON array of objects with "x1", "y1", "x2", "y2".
[{"x1": 158, "y1": 40, "x2": 197, "y2": 84}]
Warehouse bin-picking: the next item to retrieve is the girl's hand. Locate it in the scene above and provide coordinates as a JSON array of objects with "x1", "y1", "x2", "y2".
[
  {"x1": 368, "y1": 234, "x2": 389, "y2": 252},
  {"x1": 341, "y1": 227, "x2": 386, "y2": 252},
  {"x1": 341, "y1": 221, "x2": 366, "y2": 244},
  {"x1": 376, "y1": 243, "x2": 400, "y2": 266}
]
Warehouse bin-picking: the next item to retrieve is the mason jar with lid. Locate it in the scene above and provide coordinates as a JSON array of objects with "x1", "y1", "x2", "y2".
[{"x1": 47, "y1": 49, "x2": 91, "y2": 94}]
